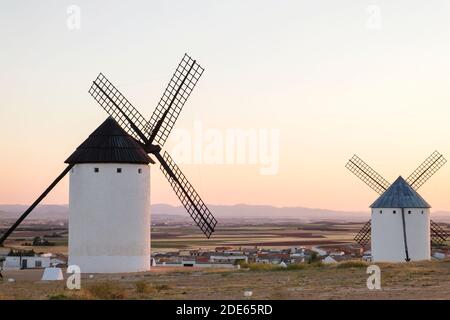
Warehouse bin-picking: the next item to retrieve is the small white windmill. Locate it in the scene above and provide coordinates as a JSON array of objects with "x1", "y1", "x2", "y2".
[{"x1": 346, "y1": 152, "x2": 449, "y2": 262}]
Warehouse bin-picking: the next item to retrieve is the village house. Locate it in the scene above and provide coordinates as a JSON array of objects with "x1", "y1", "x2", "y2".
[
  {"x1": 256, "y1": 253, "x2": 290, "y2": 264},
  {"x1": 322, "y1": 255, "x2": 338, "y2": 264},
  {"x1": 151, "y1": 244, "x2": 367, "y2": 269},
  {"x1": 209, "y1": 254, "x2": 248, "y2": 264},
  {"x1": 214, "y1": 246, "x2": 233, "y2": 252},
  {"x1": 3, "y1": 255, "x2": 51, "y2": 270}
]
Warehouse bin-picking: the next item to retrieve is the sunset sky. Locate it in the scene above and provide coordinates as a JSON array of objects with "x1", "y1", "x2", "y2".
[{"x1": 1, "y1": 1, "x2": 450, "y2": 213}]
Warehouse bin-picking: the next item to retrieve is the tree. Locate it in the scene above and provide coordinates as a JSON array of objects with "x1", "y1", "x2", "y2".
[{"x1": 308, "y1": 252, "x2": 319, "y2": 264}]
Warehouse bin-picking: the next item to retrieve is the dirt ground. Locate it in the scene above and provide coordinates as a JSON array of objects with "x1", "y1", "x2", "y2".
[{"x1": 0, "y1": 260, "x2": 449, "y2": 300}]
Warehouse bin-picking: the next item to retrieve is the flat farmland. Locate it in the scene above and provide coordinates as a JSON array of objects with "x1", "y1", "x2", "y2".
[
  {"x1": 151, "y1": 222, "x2": 362, "y2": 251},
  {"x1": 2, "y1": 220, "x2": 448, "y2": 253}
]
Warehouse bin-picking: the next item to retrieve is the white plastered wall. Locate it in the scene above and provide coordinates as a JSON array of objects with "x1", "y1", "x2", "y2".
[
  {"x1": 68, "y1": 163, "x2": 150, "y2": 273},
  {"x1": 371, "y1": 208, "x2": 430, "y2": 262}
]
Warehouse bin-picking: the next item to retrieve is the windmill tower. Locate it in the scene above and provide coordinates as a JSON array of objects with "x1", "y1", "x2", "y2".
[
  {"x1": 0, "y1": 54, "x2": 218, "y2": 273},
  {"x1": 346, "y1": 152, "x2": 449, "y2": 262},
  {"x1": 65, "y1": 118, "x2": 152, "y2": 273}
]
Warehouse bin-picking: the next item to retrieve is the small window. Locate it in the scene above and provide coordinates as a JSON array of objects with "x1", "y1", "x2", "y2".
[
  {"x1": 393, "y1": 210, "x2": 396, "y2": 214},
  {"x1": 408, "y1": 210, "x2": 412, "y2": 214},
  {"x1": 94, "y1": 168, "x2": 99, "y2": 173},
  {"x1": 117, "y1": 168, "x2": 122, "y2": 173},
  {"x1": 138, "y1": 169, "x2": 142, "y2": 174},
  {"x1": 35, "y1": 260, "x2": 42, "y2": 268},
  {"x1": 421, "y1": 210, "x2": 424, "y2": 214},
  {"x1": 379, "y1": 210, "x2": 382, "y2": 214}
]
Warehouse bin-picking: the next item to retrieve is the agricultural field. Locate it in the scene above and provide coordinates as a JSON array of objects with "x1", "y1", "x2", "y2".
[
  {"x1": 2, "y1": 220, "x2": 449, "y2": 253},
  {"x1": 1, "y1": 220, "x2": 368, "y2": 254},
  {"x1": 150, "y1": 221, "x2": 366, "y2": 251}
]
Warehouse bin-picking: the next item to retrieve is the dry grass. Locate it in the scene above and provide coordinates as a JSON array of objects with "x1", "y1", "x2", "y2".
[
  {"x1": 133, "y1": 280, "x2": 172, "y2": 295},
  {"x1": 240, "y1": 261, "x2": 321, "y2": 272},
  {"x1": 153, "y1": 283, "x2": 172, "y2": 291},
  {"x1": 135, "y1": 280, "x2": 154, "y2": 294},
  {"x1": 286, "y1": 263, "x2": 307, "y2": 270},
  {"x1": 0, "y1": 260, "x2": 449, "y2": 300},
  {"x1": 247, "y1": 263, "x2": 283, "y2": 271},
  {"x1": 240, "y1": 262, "x2": 287, "y2": 271},
  {"x1": 0, "y1": 293, "x2": 10, "y2": 300},
  {"x1": 336, "y1": 260, "x2": 369, "y2": 269},
  {"x1": 83, "y1": 281, "x2": 128, "y2": 300},
  {"x1": 47, "y1": 293, "x2": 70, "y2": 300}
]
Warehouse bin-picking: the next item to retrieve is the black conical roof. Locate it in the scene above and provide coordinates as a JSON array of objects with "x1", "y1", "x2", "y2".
[
  {"x1": 65, "y1": 117, "x2": 151, "y2": 165},
  {"x1": 370, "y1": 176, "x2": 431, "y2": 209}
]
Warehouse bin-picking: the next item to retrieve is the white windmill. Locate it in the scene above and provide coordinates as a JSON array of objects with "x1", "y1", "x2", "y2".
[
  {"x1": 65, "y1": 117, "x2": 152, "y2": 273},
  {"x1": 346, "y1": 152, "x2": 449, "y2": 262},
  {"x1": 0, "y1": 54, "x2": 218, "y2": 273}
]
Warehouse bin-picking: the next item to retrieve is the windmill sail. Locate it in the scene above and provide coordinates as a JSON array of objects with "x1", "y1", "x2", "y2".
[
  {"x1": 146, "y1": 54, "x2": 204, "y2": 146},
  {"x1": 157, "y1": 151, "x2": 217, "y2": 238},
  {"x1": 406, "y1": 151, "x2": 447, "y2": 191},
  {"x1": 345, "y1": 155, "x2": 391, "y2": 194},
  {"x1": 89, "y1": 73, "x2": 150, "y2": 144},
  {"x1": 430, "y1": 220, "x2": 449, "y2": 245},
  {"x1": 354, "y1": 220, "x2": 371, "y2": 247}
]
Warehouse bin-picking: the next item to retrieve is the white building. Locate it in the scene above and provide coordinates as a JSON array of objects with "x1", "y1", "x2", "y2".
[
  {"x1": 3, "y1": 255, "x2": 51, "y2": 270},
  {"x1": 370, "y1": 177, "x2": 431, "y2": 262},
  {"x1": 65, "y1": 118, "x2": 152, "y2": 273},
  {"x1": 311, "y1": 247, "x2": 327, "y2": 256},
  {"x1": 432, "y1": 252, "x2": 446, "y2": 260},
  {"x1": 210, "y1": 255, "x2": 248, "y2": 264},
  {"x1": 322, "y1": 256, "x2": 337, "y2": 264},
  {"x1": 41, "y1": 267, "x2": 64, "y2": 281}
]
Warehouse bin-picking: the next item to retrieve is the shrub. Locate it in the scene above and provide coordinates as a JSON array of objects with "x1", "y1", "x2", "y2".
[
  {"x1": 308, "y1": 252, "x2": 319, "y2": 264},
  {"x1": 48, "y1": 293, "x2": 69, "y2": 300},
  {"x1": 154, "y1": 284, "x2": 171, "y2": 291},
  {"x1": 336, "y1": 260, "x2": 368, "y2": 269},
  {"x1": 85, "y1": 281, "x2": 127, "y2": 300},
  {"x1": 308, "y1": 260, "x2": 323, "y2": 268},
  {"x1": 134, "y1": 280, "x2": 155, "y2": 294}
]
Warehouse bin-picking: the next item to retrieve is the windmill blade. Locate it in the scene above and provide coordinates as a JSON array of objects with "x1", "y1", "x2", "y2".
[
  {"x1": 354, "y1": 220, "x2": 371, "y2": 247},
  {"x1": 146, "y1": 54, "x2": 204, "y2": 146},
  {"x1": 155, "y1": 151, "x2": 217, "y2": 238},
  {"x1": 345, "y1": 155, "x2": 391, "y2": 194},
  {"x1": 89, "y1": 73, "x2": 149, "y2": 144},
  {"x1": 0, "y1": 165, "x2": 74, "y2": 245},
  {"x1": 430, "y1": 220, "x2": 449, "y2": 246},
  {"x1": 406, "y1": 151, "x2": 447, "y2": 190}
]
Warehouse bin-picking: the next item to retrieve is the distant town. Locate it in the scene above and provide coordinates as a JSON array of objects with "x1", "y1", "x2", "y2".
[
  {"x1": 2, "y1": 241, "x2": 449, "y2": 272},
  {"x1": 1, "y1": 205, "x2": 449, "y2": 272}
]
